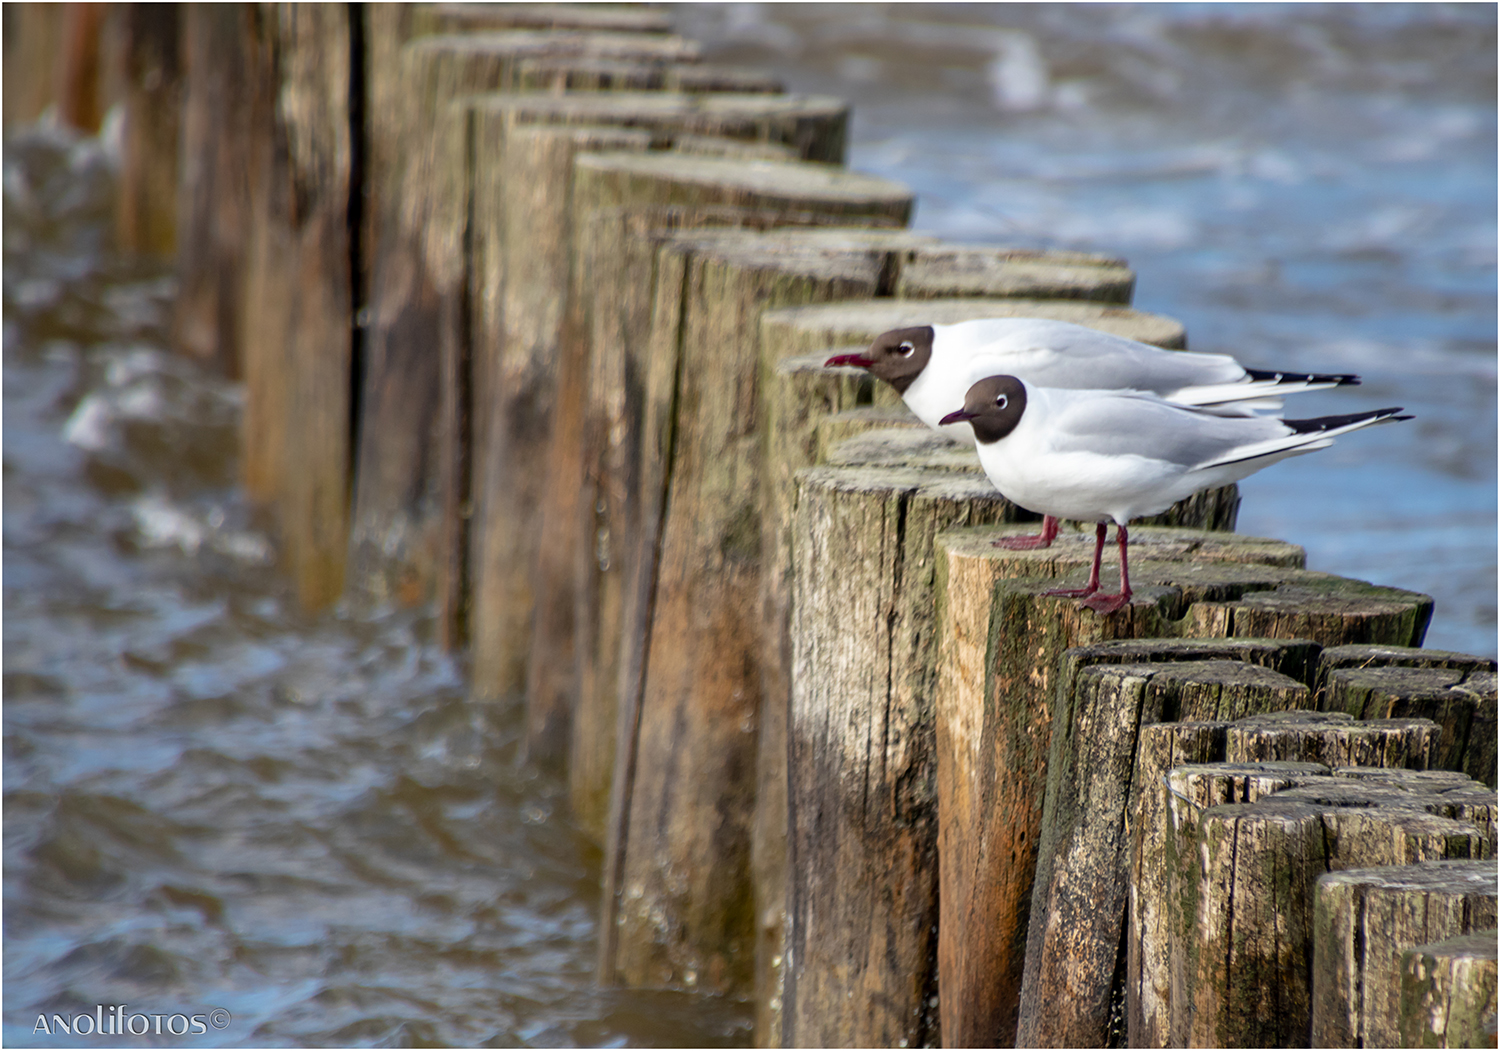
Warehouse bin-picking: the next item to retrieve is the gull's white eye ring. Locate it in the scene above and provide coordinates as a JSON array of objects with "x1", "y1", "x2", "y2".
[
  {"x1": 995, "y1": 394, "x2": 1009, "y2": 409},
  {"x1": 898, "y1": 341, "x2": 915, "y2": 356}
]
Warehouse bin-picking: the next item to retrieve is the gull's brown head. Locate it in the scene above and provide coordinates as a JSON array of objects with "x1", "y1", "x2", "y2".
[
  {"x1": 939, "y1": 375, "x2": 1028, "y2": 444},
  {"x1": 824, "y1": 325, "x2": 935, "y2": 394}
]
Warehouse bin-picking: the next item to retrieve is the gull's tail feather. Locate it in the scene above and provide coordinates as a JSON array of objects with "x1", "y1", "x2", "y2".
[
  {"x1": 1194, "y1": 406, "x2": 1410, "y2": 470},
  {"x1": 1171, "y1": 367, "x2": 1362, "y2": 412}
]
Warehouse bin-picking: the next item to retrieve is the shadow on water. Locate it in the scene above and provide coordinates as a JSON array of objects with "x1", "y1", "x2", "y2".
[{"x1": 2, "y1": 126, "x2": 751, "y2": 1048}]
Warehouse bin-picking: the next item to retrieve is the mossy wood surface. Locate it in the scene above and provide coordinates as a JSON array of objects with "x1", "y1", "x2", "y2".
[
  {"x1": 783, "y1": 466, "x2": 1015, "y2": 1048},
  {"x1": 1320, "y1": 651, "x2": 1497, "y2": 788},
  {"x1": 1016, "y1": 651, "x2": 1318, "y2": 1048},
  {"x1": 460, "y1": 89, "x2": 851, "y2": 726},
  {"x1": 347, "y1": 33, "x2": 702, "y2": 613},
  {"x1": 603, "y1": 234, "x2": 908, "y2": 999},
  {"x1": 933, "y1": 524, "x2": 1432, "y2": 1046},
  {"x1": 1166, "y1": 773, "x2": 1493, "y2": 1047},
  {"x1": 1314, "y1": 862, "x2": 1498, "y2": 1048},
  {"x1": 1398, "y1": 930, "x2": 1500, "y2": 1049}
]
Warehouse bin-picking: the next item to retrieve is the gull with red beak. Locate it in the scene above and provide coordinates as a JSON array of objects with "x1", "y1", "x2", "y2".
[
  {"x1": 939, "y1": 374, "x2": 1408, "y2": 614},
  {"x1": 826, "y1": 317, "x2": 1360, "y2": 551}
]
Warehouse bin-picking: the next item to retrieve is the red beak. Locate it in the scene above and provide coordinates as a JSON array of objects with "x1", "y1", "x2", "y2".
[
  {"x1": 940, "y1": 409, "x2": 975, "y2": 426},
  {"x1": 824, "y1": 352, "x2": 874, "y2": 368}
]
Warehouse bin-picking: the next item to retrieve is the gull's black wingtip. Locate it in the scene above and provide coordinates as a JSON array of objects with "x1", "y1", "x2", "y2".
[{"x1": 1243, "y1": 367, "x2": 1362, "y2": 387}]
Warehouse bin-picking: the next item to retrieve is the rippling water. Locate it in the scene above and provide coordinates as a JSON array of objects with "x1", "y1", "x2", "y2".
[
  {"x1": 3, "y1": 129, "x2": 749, "y2": 1047},
  {"x1": 5, "y1": 6, "x2": 1495, "y2": 1049}
]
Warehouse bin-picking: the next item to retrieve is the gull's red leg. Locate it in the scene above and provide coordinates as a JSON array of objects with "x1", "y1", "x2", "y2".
[
  {"x1": 1043, "y1": 522, "x2": 1106, "y2": 599},
  {"x1": 991, "y1": 514, "x2": 1060, "y2": 551},
  {"x1": 1082, "y1": 524, "x2": 1133, "y2": 614}
]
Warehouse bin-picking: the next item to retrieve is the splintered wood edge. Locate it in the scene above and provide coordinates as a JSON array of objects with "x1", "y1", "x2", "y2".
[
  {"x1": 760, "y1": 296, "x2": 1187, "y2": 349},
  {"x1": 1316, "y1": 859, "x2": 1499, "y2": 894},
  {"x1": 460, "y1": 91, "x2": 849, "y2": 123},
  {"x1": 936, "y1": 523, "x2": 1307, "y2": 574},
  {"x1": 574, "y1": 149, "x2": 915, "y2": 204}
]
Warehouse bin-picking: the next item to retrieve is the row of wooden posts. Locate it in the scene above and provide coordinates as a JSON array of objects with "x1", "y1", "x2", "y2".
[{"x1": 9, "y1": 4, "x2": 1495, "y2": 1047}]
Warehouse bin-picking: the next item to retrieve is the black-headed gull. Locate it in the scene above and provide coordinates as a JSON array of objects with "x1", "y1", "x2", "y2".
[
  {"x1": 826, "y1": 318, "x2": 1360, "y2": 551},
  {"x1": 939, "y1": 375, "x2": 1409, "y2": 614}
]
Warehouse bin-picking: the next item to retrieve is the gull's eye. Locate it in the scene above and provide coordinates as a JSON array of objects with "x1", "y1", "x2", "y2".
[
  {"x1": 994, "y1": 394, "x2": 1009, "y2": 410},
  {"x1": 898, "y1": 341, "x2": 915, "y2": 357}
]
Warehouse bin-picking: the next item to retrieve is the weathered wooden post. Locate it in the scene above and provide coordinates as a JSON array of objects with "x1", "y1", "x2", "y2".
[
  {"x1": 457, "y1": 90, "x2": 851, "y2": 733},
  {"x1": 932, "y1": 523, "x2": 1434, "y2": 1046},
  {"x1": 1126, "y1": 714, "x2": 1495, "y2": 1048},
  {"x1": 347, "y1": 30, "x2": 702, "y2": 614},
  {"x1": 1016, "y1": 647, "x2": 1324, "y2": 1048},
  {"x1": 1317, "y1": 644, "x2": 1497, "y2": 787},
  {"x1": 174, "y1": 4, "x2": 265, "y2": 377},
  {"x1": 1397, "y1": 930, "x2": 1500, "y2": 1048},
  {"x1": 1314, "y1": 861, "x2": 1497, "y2": 1048},
  {"x1": 782, "y1": 463, "x2": 1015, "y2": 1048},
  {"x1": 1157, "y1": 759, "x2": 1493, "y2": 1048},
  {"x1": 3, "y1": 4, "x2": 67, "y2": 126},
  {"x1": 236, "y1": 4, "x2": 355, "y2": 613},
  {"x1": 590, "y1": 221, "x2": 922, "y2": 998},
  {"x1": 116, "y1": 3, "x2": 181, "y2": 257}
]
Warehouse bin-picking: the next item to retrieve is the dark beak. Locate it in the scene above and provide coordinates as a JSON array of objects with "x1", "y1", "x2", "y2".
[
  {"x1": 940, "y1": 408, "x2": 976, "y2": 426},
  {"x1": 824, "y1": 352, "x2": 874, "y2": 369}
]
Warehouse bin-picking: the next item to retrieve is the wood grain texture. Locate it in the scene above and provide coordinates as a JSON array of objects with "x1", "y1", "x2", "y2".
[
  {"x1": 1398, "y1": 930, "x2": 1500, "y2": 1049},
  {"x1": 1314, "y1": 862, "x2": 1498, "y2": 1048},
  {"x1": 237, "y1": 5, "x2": 353, "y2": 613},
  {"x1": 784, "y1": 466, "x2": 1014, "y2": 1048},
  {"x1": 174, "y1": 3, "x2": 258, "y2": 377},
  {"x1": 458, "y1": 90, "x2": 851, "y2": 728},
  {"x1": 932, "y1": 524, "x2": 1433, "y2": 1047},
  {"x1": 116, "y1": 3, "x2": 181, "y2": 257},
  {"x1": 607, "y1": 235, "x2": 906, "y2": 998},
  {"x1": 348, "y1": 32, "x2": 702, "y2": 613},
  {"x1": 1163, "y1": 774, "x2": 1494, "y2": 1047},
  {"x1": 1323, "y1": 658, "x2": 1497, "y2": 789},
  {"x1": 1018, "y1": 654, "x2": 1318, "y2": 1048}
]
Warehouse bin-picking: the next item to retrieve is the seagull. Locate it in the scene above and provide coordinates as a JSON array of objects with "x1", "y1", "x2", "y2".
[
  {"x1": 939, "y1": 375, "x2": 1410, "y2": 615},
  {"x1": 825, "y1": 318, "x2": 1361, "y2": 551}
]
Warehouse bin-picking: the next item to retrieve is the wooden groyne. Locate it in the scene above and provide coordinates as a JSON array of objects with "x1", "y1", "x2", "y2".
[{"x1": 13, "y1": 5, "x2": 1494, "y2": 1047}]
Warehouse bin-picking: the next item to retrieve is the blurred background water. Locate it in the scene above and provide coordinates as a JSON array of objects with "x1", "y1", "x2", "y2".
[{"x1": 4, "y1": 4, "x2": 1494, "y2": 1049}]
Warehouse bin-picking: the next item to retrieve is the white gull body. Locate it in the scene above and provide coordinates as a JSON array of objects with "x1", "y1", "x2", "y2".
[{"x1": 883, "y1": 317, "x2": 1358, "y2": 444}]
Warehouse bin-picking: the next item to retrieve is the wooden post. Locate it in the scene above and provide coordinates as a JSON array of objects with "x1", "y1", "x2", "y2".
[
  {"x1": 1180, "y1": 801, "x2": 1490, "y2": 1047},
  {"x1": 1127, "y1": 721, "x2": 1495, "y2": 1048},
  {"x1": 348, "y1": 31, "x2": 703, "y2": 613},
  {"x1": 567, "y1": 206, "x2": 839, "y2": 841},
  {"x1": 1017, "y1": 649, "x2": 1320, "y2": 1048},
  {"x1": 116, "y1": 2, "x2": 181, "y2": 257},
  {"x1": 595, "y1": 222, "x2": 921, "y2": 998},
  {"x1": 1225, "y1": 708, "x2": 1439, "y2": 768},
  {"x1": 752, "y1": 294, "x2": 1218, "y2": 1045},
  {"x1": 782, "y1": 465, "x2": 1015, "y2": 1048},
  {"x1": 239, "y1": 4, "x2": 354, "y2": 613},
  {"x1": 1317, "y1": 644, "x2": 1497, "y2": 787},
  {"x1": 414, "y1": 4, "x2": 678, "y2": 35},
  {"x1": 1398, "y1": 931, "x2": 1500, "y2": 1049},
  {"x1": 1314, "y1": 862, "x2": 1498, "y2": 1047},
  {"x1": 174, "y1": 3, "x2": 259, "y2": 377},
  {"x1": 933, "y1": 523, "x2": 1433, "y2": 1047},
  {"x1": 460, "y1": 89, "x2": 851, "y2": 724},
  {"x1": 3, "y1": 4, "x2": 67, "y2": 126}
]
